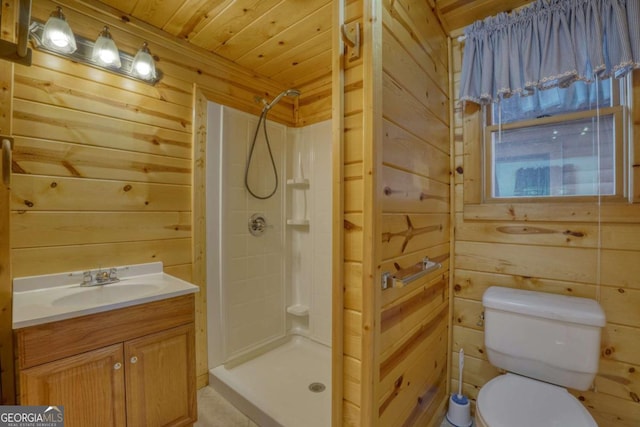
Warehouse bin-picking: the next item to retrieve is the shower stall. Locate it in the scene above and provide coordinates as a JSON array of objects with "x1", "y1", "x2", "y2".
[{"x1": 205, "y1": 100, "x2": 332, "y2": 427}]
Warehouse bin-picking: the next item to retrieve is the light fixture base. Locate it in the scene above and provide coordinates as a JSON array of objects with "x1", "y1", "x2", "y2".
[{"x1": 29, "y1": 20, "x2": 161, "y2": 85}]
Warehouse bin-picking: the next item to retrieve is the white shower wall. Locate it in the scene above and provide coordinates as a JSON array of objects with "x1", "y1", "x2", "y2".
[
  {"x1": 207, "y1": 104, "x2": 286, "y2": 365},
  {"x1": 286, "y1": 121, "x2": 332, "y2": 346},
  {"x1": 206, "y1": 102, "x2": 332, "y2": 367}
]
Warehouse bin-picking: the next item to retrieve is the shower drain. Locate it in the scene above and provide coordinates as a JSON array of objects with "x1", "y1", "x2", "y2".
[{"x1": 308, "y1": 382, "x2": 326, "y2": 393}]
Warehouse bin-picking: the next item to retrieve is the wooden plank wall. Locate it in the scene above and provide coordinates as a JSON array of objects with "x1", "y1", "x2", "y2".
[
  {"x1": 0, "y1": 0, "x2": 16, "y2": 404},
  {"x1": 3, "y1": 0, "x2": 328, "y2": 396},
  {"x1": 376, "y1": 1, "x2": 451, "y2": 425},
  {"x1": 341, "y1": 0, "x2": 367, "y2": 423},
  {"x1": 341, "y1": 0, "x2": 452, "y2": 424},
  {"x1": 452, "y1": 38, "x2": 640, "y2": 426}
]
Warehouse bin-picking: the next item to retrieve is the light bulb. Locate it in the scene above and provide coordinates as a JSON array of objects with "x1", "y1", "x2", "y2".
[
  {"x1": 98, "y1": 48, "x2": 117, "y2": 64},
  {"x1": 42, "y1": 7, "x2": 77, "y2": 53},
  {"x1": 131, "y1": 42, "x2": 157, "y2": 80},
  {"x1": 92, "y1": 26, "x2": 121, "y2": 68}
]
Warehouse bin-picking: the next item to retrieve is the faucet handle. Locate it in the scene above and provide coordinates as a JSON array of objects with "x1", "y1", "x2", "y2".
[{"x1": 82, "y1": 270, "x2": 93, "y2": 285}]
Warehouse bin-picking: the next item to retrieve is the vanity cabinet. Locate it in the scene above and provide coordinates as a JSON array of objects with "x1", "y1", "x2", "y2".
[
  {"x1": 15, "y1": 295, "x2": 196, "y2": 427},
  {"x1": 20, "y1": 344, "x2": 126, "y2": 426}
]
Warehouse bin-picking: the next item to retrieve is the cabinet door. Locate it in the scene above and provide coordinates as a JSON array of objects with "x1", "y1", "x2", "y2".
[
  {"x1": 20, "y1": 343, "x2": 126, "y2": 427},
  {"x1": 125, "y1": 324, "x2": 196, "y2": 427}
]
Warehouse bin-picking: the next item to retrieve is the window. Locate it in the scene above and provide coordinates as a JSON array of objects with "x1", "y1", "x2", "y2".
[{"x1": 484, "y1": 77, "x2": 629, "y2": 201}]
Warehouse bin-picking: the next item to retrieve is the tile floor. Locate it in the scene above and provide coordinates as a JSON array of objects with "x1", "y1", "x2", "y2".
[
  {"x1": 195, "y1": 386, "x2": 257, "y2": 427},
  {"x1": 195, "y1": 386, "x2": 465, "y2": 427}
]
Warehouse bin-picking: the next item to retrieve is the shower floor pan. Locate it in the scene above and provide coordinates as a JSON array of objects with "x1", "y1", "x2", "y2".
[{"x1": 209, "y1": 335, "x2": 331, "y2": 427}]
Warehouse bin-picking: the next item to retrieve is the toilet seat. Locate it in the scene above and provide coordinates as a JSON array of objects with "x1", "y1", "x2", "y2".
[{"x1": 476, "y1": 374, "x2": 598, "y2": 427}]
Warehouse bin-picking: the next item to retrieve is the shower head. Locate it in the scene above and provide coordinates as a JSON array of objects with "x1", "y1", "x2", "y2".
[{"x1": 263, "y1": 88, "x2": 300, "y2": 112}]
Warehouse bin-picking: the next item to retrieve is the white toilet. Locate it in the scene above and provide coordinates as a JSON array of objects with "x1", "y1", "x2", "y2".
[{"x1": 475, "y1": 286, "x2": 606, "y2": 427}]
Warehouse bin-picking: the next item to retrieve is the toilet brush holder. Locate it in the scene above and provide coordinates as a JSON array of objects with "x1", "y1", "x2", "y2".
[{"x1": 446, "y1": 393, "x2": 472, "y2": 427}]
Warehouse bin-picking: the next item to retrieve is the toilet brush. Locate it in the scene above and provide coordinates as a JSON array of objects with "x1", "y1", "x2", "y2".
[{"x1": 446, "y1": 349, "x2": 472, "y2": 427}]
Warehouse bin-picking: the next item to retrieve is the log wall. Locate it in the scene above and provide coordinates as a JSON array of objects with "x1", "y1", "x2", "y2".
[
  {"x1": 341, "y1": 0, "x2": 368, "y2": 423},
  {"x1": 376, "y1": 1, "x2": 451, "y2": 425},
  {"x1": 0, "y1": 0, "x2": 16, "y2": 404},
  {"x1": 452, "y1": 38, "x2": 640, "y2": 427},
  {"x1": 338, "y1": 0, "x2": 453, "y2": 425},
  {"x1": 1, "y1": 0, "x2": 333, "y2": 402}
]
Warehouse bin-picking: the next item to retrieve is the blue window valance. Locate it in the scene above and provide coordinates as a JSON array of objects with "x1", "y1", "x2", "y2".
[{"x1": 459, "y1": 0, "x2": 640, "y2": 105}]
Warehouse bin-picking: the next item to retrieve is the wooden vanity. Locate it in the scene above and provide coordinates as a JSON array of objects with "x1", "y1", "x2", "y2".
[{"x1": 15, "y1": 294, "x2": 196, "y2": 427}]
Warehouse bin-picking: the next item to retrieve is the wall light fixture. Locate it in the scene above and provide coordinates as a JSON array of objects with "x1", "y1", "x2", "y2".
[
  {"x1": 29, "y1": 8, "x2": 161, "y2": 85},
  {"x1": 92, "y1": 26, "x2": 121, "y2": 68},
  {"x1": 41, "y1": 6, "x2": 77, "y2": 54},
  {"x1": 131, "y1": 42, "x2": 157, "y2": 80}
]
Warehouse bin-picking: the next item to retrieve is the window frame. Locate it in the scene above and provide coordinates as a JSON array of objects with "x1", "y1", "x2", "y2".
[{"x1": 481, "y1": 77, "x2": 631, "y2": 204}]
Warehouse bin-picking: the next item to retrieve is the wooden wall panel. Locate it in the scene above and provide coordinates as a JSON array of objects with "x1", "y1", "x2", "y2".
[
  {"x1": 452, "y1": 31, "x2": 640, "y2": 426},
  {"x1": 340, "y1": 0, "x2": 366, "y2": 424},
  {"x1": 4, "y1": 0, "x2": 334, "y2": 401},
  {"x1": 376, "y1": 0, "x2": 451, "y2": 425},
  {"x1": 0, "y1": 0, "x2": 15, "y2": 404}
]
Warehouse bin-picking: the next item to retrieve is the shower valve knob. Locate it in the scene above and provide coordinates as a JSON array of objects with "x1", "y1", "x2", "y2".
[{"x1": 248, "y1": 214, "x2": 269, "y2": 236}]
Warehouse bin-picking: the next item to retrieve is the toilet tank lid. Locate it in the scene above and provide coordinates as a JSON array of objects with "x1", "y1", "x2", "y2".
[{"x1": 483, "y1": 287, "x2": 606, "y2": 327}]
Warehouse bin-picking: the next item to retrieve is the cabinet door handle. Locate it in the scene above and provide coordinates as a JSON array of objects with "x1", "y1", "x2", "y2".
[
  {"x1": 114, "y1": 362, "x2": 122, "y2": 370},
  {"x1": 130, "y1": 356, "x2": 138, "y2": 364}
]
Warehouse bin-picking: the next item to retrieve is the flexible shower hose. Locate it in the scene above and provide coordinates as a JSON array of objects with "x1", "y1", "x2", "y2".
[{"x1": 244, "y1": 108, "x2": 278, "y2": 199}]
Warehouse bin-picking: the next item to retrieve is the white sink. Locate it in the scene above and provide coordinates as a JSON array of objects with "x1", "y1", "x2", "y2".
[
  {"x1": 13, "y1": 262, "x2": 199, "y2": 329},
  {"x1": 51, "y1": 283, "x2": 162, "y2": 307}
]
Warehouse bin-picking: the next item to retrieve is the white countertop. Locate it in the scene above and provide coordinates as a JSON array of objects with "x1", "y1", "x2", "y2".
[{"x1": 13, "y1": 262, "x2": 199, "y2": 329}]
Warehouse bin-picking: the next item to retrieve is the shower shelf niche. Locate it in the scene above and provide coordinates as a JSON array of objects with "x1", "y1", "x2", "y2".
[
  {"x1": 286, "y1": 304, "x2": 309, "y2": 317},
  {"x1": 286, "y1": 219, "x2": 310, "y2": 226},
  {"x1": 286, "y1": 178, "x2": 309, "y2": 188}
]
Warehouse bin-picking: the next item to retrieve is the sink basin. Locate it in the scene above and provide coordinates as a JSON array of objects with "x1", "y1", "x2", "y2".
[
  {"x1": 52, "y1": 283, "x2": 161, "y2": 307},
  {"x1": 13, "y1": 262, "x2": 200, "y2": 328}
]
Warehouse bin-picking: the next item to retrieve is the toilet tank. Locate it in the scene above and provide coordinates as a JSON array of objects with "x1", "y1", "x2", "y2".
[{"x1": 483, "y1": 286, "x2": 606, "y2": 391}]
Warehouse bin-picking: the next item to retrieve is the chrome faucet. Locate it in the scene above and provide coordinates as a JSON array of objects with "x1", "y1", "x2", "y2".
[{"x1": 81, "y1": 267, "x2": 120, "y2": 287}]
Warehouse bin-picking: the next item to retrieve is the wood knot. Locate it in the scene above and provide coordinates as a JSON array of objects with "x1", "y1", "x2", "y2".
[
  {"x1": 456, "y1": 166, "x2": 464, "y2": 174},
  {"x1": 24, "y1": 200, "x2": 33, "y2": 207},
  {"x1": 394, "y1": 376, "x2": 403, "y2": 389},
  {"x1": 344, "y1": 220, "x2": 356, "y2": 230},
  {"x1": 383, "y1": 186, "x2": 392, "y2": 196},
  {"x1": 629, "y1": 367, "x2": 636, "y2": 373},
  {"x1": 121, "y1": 15, "x2": 130, "y2": 23},
  {"x1": 123, "y1": 184, "x2": 132, "y2": 192},
  {"x1": 50, "y1": 181, "x2": 57, "y2": 188},
  {"x1": 618, "y1": 288, "x2": 625, "y2": 294},
  {"x1": 578, "y1": 395, "x2": 585, "y2": 401},
  {"x1": 603, "y1": 347, "x2": 614, "y2": 356},
  {"x1": 631, "y1": 392, "x2": 640, "y2": 403},
  {"x1": 454, "y1": 284, "x2": 462, "y2": 293}
]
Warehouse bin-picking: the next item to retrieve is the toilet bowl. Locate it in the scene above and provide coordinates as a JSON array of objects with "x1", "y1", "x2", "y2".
[
  {"x1": 474, "y1": 374, "x2": 597, "y2": 427},
  {"x1": 477, "y1": 287, "x2": 606, "y2": 427}
]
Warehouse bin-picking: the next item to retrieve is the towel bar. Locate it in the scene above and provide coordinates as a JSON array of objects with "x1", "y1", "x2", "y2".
[{"x1": 381, "y1": 257, "x2": 442, "y2": 290}]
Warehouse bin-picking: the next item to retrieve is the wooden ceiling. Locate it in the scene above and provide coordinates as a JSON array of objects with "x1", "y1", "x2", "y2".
[
  {"x1": 434, "y1": 0, "x2": 534, "y2": 34},
  {"x1": 95, "y1": 0, "x2": 332, "y2": 89},
  {"x1": 90, "y1": 0, "x2": 532, "y2": 88}
]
